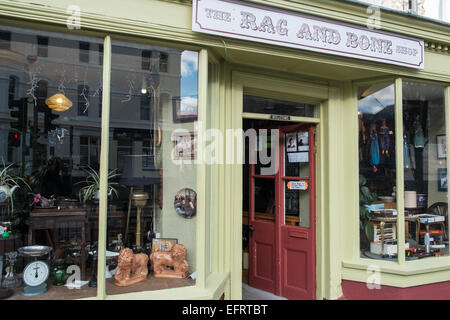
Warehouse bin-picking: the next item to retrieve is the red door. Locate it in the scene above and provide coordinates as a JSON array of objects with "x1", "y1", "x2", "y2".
[{"x1": 249, "y1": 124, "x2": 316, "y2": 300}]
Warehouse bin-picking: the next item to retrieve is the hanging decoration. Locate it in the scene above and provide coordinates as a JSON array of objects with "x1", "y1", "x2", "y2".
[
  {"x1": 45, "y1": 93, "x2": 72, "y2": 112},
  {"x1": 369, "y1": 123, "x2": 380, "y2": 173}
]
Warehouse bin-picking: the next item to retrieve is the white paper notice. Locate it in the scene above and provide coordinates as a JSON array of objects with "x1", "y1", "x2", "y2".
[{"x1": 288, "y1": 152, "x2": 308, "y2": 163}]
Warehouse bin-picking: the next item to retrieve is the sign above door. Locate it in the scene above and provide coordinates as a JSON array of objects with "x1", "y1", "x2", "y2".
[{"x1": 192, "y1": 0, "x2": 424, "y2": 69}]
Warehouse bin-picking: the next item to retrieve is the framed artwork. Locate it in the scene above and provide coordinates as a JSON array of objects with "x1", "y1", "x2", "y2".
[
  {"x1": 438, "y1": 168, "x2": 448, "y2": 192},
  {"x1": 286, "y1": 133, "x2": 297, "y2": 152},
  {"x1": 152, "y1": 238, "x2": 178, "y2": 253},
  {"x1": 172, "y1": 96, "x2": 198, "y2": 123},
  {"x1": 437, "y1": 135, "x2": 447, "y2": 159},
  {"x1": 172, "y1": 132, "x2": 197, "y2": 160},
  {"x1": 174, "y1": 188, "x2": 197, "y2": 219}
]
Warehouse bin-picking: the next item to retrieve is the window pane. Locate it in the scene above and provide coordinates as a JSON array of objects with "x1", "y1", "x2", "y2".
[
  {"x1": 106, "y1": 42, "x2": 198, "y2": 295},
  {"x1": 0, "y1": 25, "x2": 103, "y2": 299},
  {"x1": 403, "y1": 81, "x2": 448, "y2": 259},
  {"x1": 243, "y1": 95, "x2": 316, "y2": 117},
  {"x1": 358, "y1": 83, "x2": 398, "y2": 261}
]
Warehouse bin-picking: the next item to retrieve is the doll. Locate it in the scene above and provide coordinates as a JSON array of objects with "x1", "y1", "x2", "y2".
[
  {"x1": 413, "y1": 114, "x2": 424, "y2": 148},
  {"x1": 379, "y1": 119, "x2": 390, "y2": 156},
  {"x1": 369, "y1": 123, "x2": 380, "y2": 173}
]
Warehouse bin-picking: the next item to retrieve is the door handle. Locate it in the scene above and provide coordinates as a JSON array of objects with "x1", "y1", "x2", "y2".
[{"x1": 249, "y1": 225, "x2": 255, "y2": 237}]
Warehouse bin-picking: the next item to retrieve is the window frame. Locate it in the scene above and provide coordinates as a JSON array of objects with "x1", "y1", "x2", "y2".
[{"x1": 355, "y1": 77, "x2": 450, "y2": 266}]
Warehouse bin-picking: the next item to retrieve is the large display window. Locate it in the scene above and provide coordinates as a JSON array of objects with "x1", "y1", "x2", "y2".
[
  {"x1": 0, "y1": 24, "x2": 207, "y2": 299},
  {"x1": 358, "y1": 79, "x2": 449, "y2": 262}
]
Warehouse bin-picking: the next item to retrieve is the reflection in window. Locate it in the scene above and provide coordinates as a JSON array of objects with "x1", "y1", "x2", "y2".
[
  {"x1": 78, "y1": 85, "x2": 90, "y2": 116},
  {"x1": 107, "y1": 42, "x2": 198, "y2": 295},
  {"x1": 0, "y1": 25, "x2": 103, "y2": 299},
  {"x1": 79, "y1": 41, "x2": 90, "y2": 63},
  {"x1": 403, "y1": 82, "x2": 447, "y2": 258},
  {"x1": 358, "y1": 83, "x2": 398, "y2": 261}
]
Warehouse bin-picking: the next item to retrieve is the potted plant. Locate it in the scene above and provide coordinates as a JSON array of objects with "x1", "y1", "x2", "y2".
[
  {"x1": 359, "y1": 174, "x2": 377, "y2": 250},
  {"x1": 0, "y1": 162, "x2": 31, "y2": 217},
  {"x1": 77, "y1": 167, "x2": 120, "y2": 204}
]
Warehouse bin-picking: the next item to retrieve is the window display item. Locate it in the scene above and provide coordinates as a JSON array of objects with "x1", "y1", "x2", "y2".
[
  {"x1": 150, "y1": 244, "x2": 189, "y2": 279},
  {"x1": 131, "y1": 191, "x2": 149, "y2": 249},
  {"x1": 370, "y1": 240, "x2": 409, "y2": 256},
  {"x1": 50, "y1": 259, "x2": 69, "y2": 286},
  {"x1": 1, "y1": 251, "x2": 21, "y2": 288},
  {"x1": 18, "y1": 246, "x2": 52, "y2": 296},
  {"x1": 45, "y1": 93, "x2": 72, "y2": 112},
  {"x1": 404, "y1": 191, "x2": 417, "y2": 209},
  {"x1": 379, "y1": 119, "x2": 391, "y2": 156},
  {"x1": 174, "y1": 188, "x2": 197, "y2": 219},
  {"x1": 369, "y1": 123, "x2": 380, "y2": 172},
  {"x1": 114, "y1": 248, "x2": 149, "y2": 286},
  {"x1": 413, "y1": 115, "x2": 424, "y2": 148}
]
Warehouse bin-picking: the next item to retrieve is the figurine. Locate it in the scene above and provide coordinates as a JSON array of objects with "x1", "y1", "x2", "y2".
[
  {"x1": 379, "y1": 119, "x2": 391, "y2": 156},
  {"x1": 369, "y1": 123, "x2": 380, "y2": 173},
  {"x1": 114, "y1": 248, "x2": 149, "y2": 286},
  {"x1": 413, "y1": 114, "x2": 424, "y2": 148},
  {"x1": 150, "y1": 244, "x2": 189, "y2": 279}
]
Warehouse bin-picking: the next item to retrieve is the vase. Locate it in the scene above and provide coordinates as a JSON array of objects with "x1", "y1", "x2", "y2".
[{"x1": 51, "y1": 259, "x2": 68, "y2": 286}]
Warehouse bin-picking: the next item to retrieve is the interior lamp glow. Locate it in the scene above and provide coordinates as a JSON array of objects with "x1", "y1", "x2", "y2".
[{"x1": 45, "y1": 93, "x2": 72, "y2": 112}]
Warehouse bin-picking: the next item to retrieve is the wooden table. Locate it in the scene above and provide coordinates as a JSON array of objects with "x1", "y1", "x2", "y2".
[{"x1": 26, "y1": 208, "x2": 88, "y2": 277}]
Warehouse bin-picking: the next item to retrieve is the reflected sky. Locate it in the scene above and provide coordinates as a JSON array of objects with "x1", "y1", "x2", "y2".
[{"x1": 358, "y1": 84, "x2": 394, "y2": 115}]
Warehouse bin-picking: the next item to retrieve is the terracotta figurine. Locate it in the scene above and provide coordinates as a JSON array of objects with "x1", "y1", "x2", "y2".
[
  {"x1": 150, "y1": 244, "x2": 189, "y2": 278},
  {"x1": 114, "y1": 248, "x2": 149, "y2": 286}
]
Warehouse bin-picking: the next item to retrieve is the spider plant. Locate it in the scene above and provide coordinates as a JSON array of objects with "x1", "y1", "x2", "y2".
[
  {"x1": 77, "y1": 167, "x2": 120, "y2": 203},
  {"x1": 0, "y1": 161, "x2": 31, "y2": 217}
]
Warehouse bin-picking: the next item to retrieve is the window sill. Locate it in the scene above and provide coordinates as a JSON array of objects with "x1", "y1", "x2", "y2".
[{"x1": 342, "y1": 257, "x2": 450, "y2": 288}]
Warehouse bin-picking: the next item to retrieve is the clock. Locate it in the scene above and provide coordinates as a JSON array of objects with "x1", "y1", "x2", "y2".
[{"x1": 21, "y1": 261, "x2": 50, "y2": 296}]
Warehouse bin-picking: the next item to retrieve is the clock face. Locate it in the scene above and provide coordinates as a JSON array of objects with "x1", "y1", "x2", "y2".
[{"x1": 23, "y1": 261, "x2": 49, "y2": 287}]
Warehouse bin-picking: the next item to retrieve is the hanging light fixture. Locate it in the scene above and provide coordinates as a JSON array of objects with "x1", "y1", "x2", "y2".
[{"x1": 45, "y1": 93, "x2": 72, "y2": 112}]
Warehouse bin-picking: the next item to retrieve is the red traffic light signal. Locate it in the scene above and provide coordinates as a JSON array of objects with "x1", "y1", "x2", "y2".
[{"x1": 8, "y1": 131, "x2": 20, "y2": 147}]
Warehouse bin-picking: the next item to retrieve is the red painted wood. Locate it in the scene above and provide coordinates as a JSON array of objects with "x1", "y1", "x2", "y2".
[
  {"x1": 248, "y1": 124, "x2": 316, "y2": 300},
  {"x1": 341, "y1": 280, "x2": 450, "y2": 300}
]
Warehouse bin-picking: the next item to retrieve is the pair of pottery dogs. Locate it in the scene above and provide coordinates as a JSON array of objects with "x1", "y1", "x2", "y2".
[{"x1": 114, "y1": 244, "x2": 189, "y2": 286}]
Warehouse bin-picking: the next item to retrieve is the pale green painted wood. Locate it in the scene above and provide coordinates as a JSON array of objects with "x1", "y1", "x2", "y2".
[
  {"x1": 395, "y1": 78, "x2": 406, "y2": 265},
  {"x1": 96, "y1": 35, "x2": 112, "y2": 299},
  {"x1": 446, "y1": 86, "x2": 450, "y2": 246}
]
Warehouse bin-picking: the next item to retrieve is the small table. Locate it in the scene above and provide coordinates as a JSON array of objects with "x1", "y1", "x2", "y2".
[
  {"x1": 370, "y1": 216, "x2": 420, "y2": 254},
  {"x1": 26, "y1": 208, "x2": 88, "y2": 277}
]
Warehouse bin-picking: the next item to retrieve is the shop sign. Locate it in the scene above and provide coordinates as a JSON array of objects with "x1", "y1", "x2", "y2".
[
  {"x1": 287, "y1": 180, "x2": 308, "y2": 190},
  {"x1": 192, "y1": 0, "x2": 424, "y2": 69}
]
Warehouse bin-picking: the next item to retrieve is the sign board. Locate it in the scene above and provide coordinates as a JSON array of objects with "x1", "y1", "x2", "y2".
[
  {"x1": 192, "y1": 0, "x2": 424, "y2": 69},
  {"x1": 287, "y1": 180, "x2": 308, "y2": 190}
]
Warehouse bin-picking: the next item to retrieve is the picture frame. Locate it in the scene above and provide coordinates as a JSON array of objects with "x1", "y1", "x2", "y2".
[
  {"x1": 438, "y1": 168, "x2": 448, "y2": 192},
  {"x1": 172, "y1": 96, "x2": 198, "y2": 123},
  {"x1": 172, "y1": 131, "x2": 197, "y2": 161},
  {"x1": 437, "y1": 135, "x2": 447, "y2": 159},
  {"x1": 152, "y1": 238, "x2": 178, "y2": 253}
]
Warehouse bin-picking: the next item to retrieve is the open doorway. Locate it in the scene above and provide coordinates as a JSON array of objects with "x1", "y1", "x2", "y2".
[{"x1": 242, "y1": 117, "x2": 316, "y2": 300}]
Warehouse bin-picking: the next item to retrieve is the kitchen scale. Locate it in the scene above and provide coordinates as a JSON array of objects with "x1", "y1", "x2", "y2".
[{"x1": 18, "y1": 246, "x2": 52, "y2": 297}]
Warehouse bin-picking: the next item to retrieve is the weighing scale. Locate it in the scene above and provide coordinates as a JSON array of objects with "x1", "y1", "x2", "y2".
[{"x1": 18, "y1": 246, "x2": 52, "y2": 297}]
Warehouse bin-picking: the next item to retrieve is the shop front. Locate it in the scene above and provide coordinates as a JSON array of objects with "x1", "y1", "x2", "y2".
[{"x1": 0, "y1": 0, "x2": 448, "y2": 300}]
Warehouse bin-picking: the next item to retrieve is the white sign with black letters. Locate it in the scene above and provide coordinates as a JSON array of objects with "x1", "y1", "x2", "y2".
[{"x1": 192, "y1": 0, "x2": 424, "y2": 69}]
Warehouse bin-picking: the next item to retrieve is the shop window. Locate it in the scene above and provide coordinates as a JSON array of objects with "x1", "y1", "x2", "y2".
[
  {"x1": 37, "y1": 36, "x2": 48, "y2": 57},
  {"x1": 98, "y1": 44, "x2": 103, "y2": 65},
  {"x1": 358, "y1": 81, "x2": 449, "y2": 261},
  {"x1": 402, "y1": 81, "x2": 447, "y2": 258},
  {"x1": 78, "y1": 85, "x2": 90, "y2": 116},
  {"x1": 79, "y1": 41, "x2": 90, "y2": 63},
  {"x1": 243, "y1": 95, "x2": 316, "y2": 118},
  {"x1": 106, "y1": 42, "x2": 198, "y2": 295},
  {"x1": 358, "y1": 83, "x2": 397, "y2": 261},
  {"x1": 0, "y1": 25, "x2": 102, "y2": 299}
]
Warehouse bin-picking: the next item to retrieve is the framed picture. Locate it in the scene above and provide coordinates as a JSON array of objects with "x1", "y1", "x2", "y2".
[
  {"x1": 438, "y1": 168, "x2": 448, "y2": 192},
  {"x1": 437, "y1": 135, "x2": 447, "y2": 159},
  {"x1": 172, "y1": 132, "x2": 197, "y2": 160},
  {"x1": 286, "y1": 133, "x2": 297, "y2": 152},
  {"x1": 152, "y1": 238, "x2": 178, "y2": 253},
  {"x1": 172, "y1": 96, "x2": 198, "y2": 123}
]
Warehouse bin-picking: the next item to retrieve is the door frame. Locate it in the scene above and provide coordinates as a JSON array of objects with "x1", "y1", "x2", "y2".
[{"x1": 230, "y1": 71, "x2": 328, "y2": 300}]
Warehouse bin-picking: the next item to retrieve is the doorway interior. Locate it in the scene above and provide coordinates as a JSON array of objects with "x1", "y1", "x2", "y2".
[{"x1": 242, "y1": 117, "x2": 316, "y2": 300}]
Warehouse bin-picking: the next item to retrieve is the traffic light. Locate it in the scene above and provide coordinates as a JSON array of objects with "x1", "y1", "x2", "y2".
[
  {"x1": 9, "y1": 97, "x2": 27, "y2": 133},
  {"x1": 44, "y1": 110, "x2": 59, "y2": 132},
  {"x1": 8, "y1": 131, "x2": 20, "y2": 147}
]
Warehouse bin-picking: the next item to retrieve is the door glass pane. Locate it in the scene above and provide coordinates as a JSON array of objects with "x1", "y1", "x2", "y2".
[
  {"x1": 285, "y1": 181, "x2": 310, "y2": 227},
  {"x1": 284, "y1": 131, "x2": 310, "y2": 177},
  {"x1": 253, "y1": 178, "x2": 275, "y2": 221}
]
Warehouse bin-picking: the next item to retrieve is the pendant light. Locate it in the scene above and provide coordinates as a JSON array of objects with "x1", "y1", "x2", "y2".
[{"x1": 45, "y1": 93, "x2": 72, "y2": 112}]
